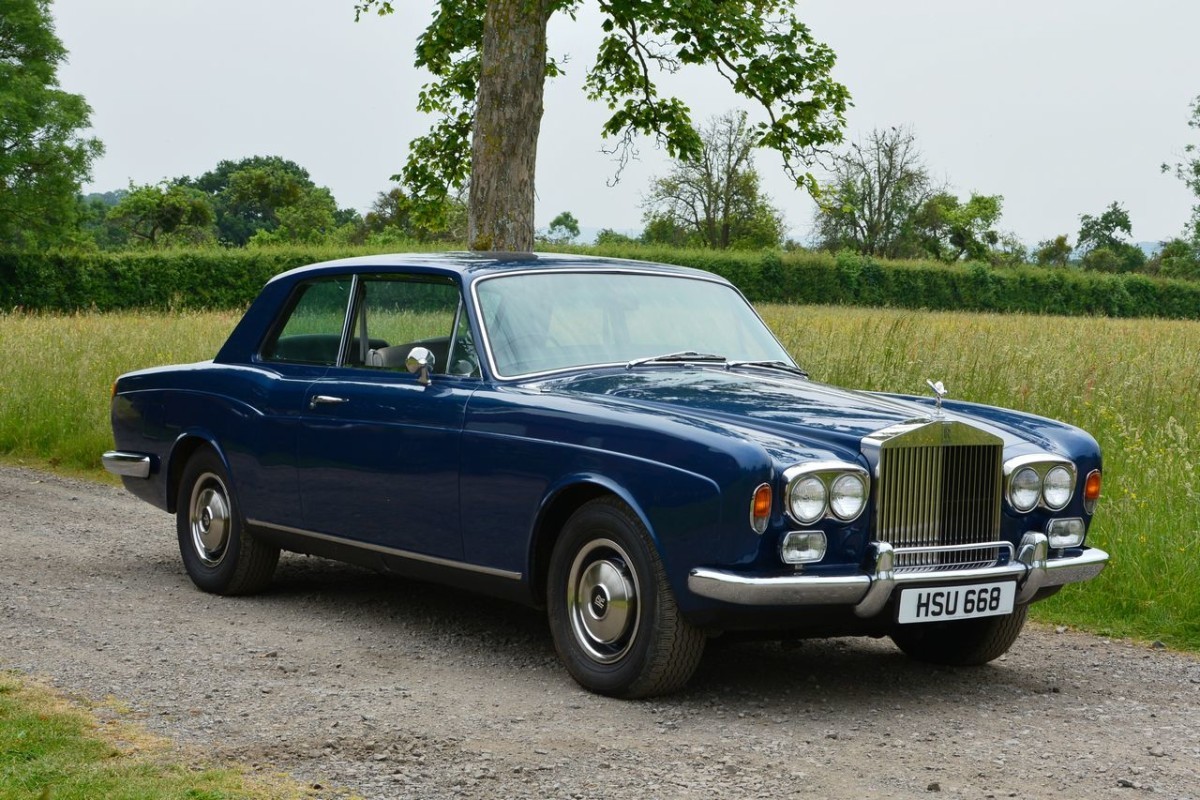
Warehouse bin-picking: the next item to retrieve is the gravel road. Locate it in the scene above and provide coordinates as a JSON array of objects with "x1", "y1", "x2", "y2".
[{"x1": 2, "y1": 465, "x2": 1198, "y2": 799}]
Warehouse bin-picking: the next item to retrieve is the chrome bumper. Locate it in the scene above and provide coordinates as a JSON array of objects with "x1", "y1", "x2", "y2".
[
  {"x1": 101, "y1": 450, "x2": 152, "y2": 479},
  {"x1": 688, "y1": 533, "x2": 1108, "y2": 617}
]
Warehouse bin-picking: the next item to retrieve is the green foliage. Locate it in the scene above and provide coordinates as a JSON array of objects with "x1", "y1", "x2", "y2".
[
  {"x1": 1149, "y1": 237, "x2": 1200, "y2": 280},
  {"x1": 594, "y1": 228, "x2": 638, "y2": 246},
  {"x1": 179, "y1": 155, "x2": 352, "y2": 246},
  {"x1": 1034, "y1": 234, "x2": 1073, "y2": 267},
  {"x1": 642, "y1": 110, "x2": 785, "y2": 250},
  {"x1": 356, "y1": 185, "x2": 467, "y2": 244},
  {"x1": 0, "y1": 0, "x2": 104, "y2": 250},
  {"x1": 541, "y1": 210, "x2": 581, "y2": 244},
  {"x1": 1077, "y1": 201, "x2": 1136, "y2": 253},
  {"x1": 107, "y1": 183, "x2": 215, "y2": 246},
  {"x1": 354, "y1": 0, "x2": 849, "y2": 237},
  {"x1": 912, "y1": 192, "x2": 1004, "y2": 263}
]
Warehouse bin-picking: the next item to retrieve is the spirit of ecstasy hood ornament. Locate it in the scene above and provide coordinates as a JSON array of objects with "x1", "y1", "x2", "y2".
[{"x1": 926, "y1": 379, "x2": 947, "y2": 417}]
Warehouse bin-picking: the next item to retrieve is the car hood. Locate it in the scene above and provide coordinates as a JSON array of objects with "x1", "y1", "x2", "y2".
[{"x1": 531, "y1": 366, "x2": 1059, "y2": 464}]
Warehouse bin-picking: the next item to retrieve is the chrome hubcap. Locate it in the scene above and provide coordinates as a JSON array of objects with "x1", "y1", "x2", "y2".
[
  {"x1": 190, "y1": 473, "x2": 230, "y2": 567},
  {"x1": 568, "y1": 538, "x2": 639, "y2": 664}
]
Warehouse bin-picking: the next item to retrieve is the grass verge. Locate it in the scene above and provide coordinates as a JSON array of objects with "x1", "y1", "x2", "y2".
[{"x1": 0, "y1": 671, "x2": 314, "y2": 799}]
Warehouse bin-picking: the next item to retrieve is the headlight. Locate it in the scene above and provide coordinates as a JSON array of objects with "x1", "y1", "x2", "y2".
[
  {"x1": 829, "y1": 473, "x2": 867, "y2": 521},
  {"x1": 1042, "y1": 466, "x2": 1074, "y2": 510},
  {"x1": 788, "y1": 476, "x2": 827, "y2": 524},
  {"x1": 1005, "y1": 456, "x2": 1079, "y2": 513},
  {"x1": 1010, "y1": 467, "x2": 1041, "y2": 512},
  {"x1": 783, "y1": 462, "x2": 870, "y2": 525}
]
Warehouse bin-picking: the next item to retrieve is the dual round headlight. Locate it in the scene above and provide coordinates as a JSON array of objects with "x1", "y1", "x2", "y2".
[
  {"x1": 785, "y1": 465, "x2": 869, "y2": 524},
  {"x1": 1008, "y1": 461, "x2": 1075, "y2": 512}
]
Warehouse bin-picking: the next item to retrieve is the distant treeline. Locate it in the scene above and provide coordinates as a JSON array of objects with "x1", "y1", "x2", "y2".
[{"x1": 4, "y1": 245, "x2": 1200, "y2": 320}]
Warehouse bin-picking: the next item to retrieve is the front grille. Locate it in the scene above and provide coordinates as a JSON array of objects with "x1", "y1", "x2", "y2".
[{"x1": 872, "y1": 421, "x2": 1004, "y2": 572}]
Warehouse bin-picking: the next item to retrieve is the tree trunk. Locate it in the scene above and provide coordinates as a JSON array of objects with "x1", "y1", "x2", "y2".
[{"x1": 468, "y1": 0, "x2": 550, "y2": 252}]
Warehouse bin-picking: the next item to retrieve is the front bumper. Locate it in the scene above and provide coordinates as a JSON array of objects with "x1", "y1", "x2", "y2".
[{"x1": 688, "y1": 533, "x2": 1108, "y2": 618}]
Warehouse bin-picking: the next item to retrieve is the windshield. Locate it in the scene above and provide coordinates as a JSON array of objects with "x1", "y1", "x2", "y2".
[{"x1": 474, "y1": 271, "x2": 794, "y2": 377}]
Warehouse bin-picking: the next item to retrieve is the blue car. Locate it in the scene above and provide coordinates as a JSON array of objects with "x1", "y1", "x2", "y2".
[{"x1": 104, "y1": 253, "x2": 1108, "y2": 697}]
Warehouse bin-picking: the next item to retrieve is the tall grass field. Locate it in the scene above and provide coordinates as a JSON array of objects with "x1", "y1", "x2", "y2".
[{"x1": 0, "y1": 305, "x2": 1196, "y2": 649}]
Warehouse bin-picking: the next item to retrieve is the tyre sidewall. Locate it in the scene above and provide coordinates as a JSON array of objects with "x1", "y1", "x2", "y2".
[
  {"x1": 547, "y1": 501, "x2": 664, "y2": 697},
  {"x1": 176, "y1": 449, "x2": 246, "y2": 594}
]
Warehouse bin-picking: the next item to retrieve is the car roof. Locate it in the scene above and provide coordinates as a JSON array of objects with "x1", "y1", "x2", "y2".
[{"x1": 268, "y1": 251, "x2": 724, "y2": 285}]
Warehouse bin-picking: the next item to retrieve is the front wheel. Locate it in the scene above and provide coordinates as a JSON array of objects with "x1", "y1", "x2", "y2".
[
  {"x1": 547, "y1": 497, "x2": 705, "y2": 698},
  {"x1": 176, "y1": 448, "x2": 278, "y2": 595},
  {"x1": 890, "y1": 605, "x2": 1028, "y2": 666}
]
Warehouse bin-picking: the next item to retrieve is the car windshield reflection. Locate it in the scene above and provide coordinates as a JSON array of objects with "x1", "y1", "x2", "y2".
[{"x1": 474, "y1": 271, "x2": 795, "y2": 378}]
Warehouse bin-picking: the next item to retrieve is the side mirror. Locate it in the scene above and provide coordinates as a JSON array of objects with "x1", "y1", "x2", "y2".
[{"x1": 406, "y1": 346, "x2": 435, "y2": 386}]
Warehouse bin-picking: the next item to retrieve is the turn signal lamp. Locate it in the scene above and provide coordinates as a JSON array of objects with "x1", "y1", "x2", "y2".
[
  {"x1": 750, "y1": 483, "x2": 772, "y2": 534},
  {"x1": 1084, "y1": 470, "x2": 1102, "y2": 514}
]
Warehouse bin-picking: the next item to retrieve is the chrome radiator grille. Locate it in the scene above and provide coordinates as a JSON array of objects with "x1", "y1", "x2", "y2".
[{"x1": 872, "y1": 421, "x2": 1004, "y2": 572}]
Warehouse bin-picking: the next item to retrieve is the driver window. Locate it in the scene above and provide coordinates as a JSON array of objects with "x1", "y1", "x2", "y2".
[{"x1": 345, "y1": 277, "x2": 477, "y2": 377}]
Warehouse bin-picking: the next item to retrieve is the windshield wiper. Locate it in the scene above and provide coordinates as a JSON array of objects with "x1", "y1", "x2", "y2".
[
  {"x1": 626, "y1": 351, "x2": 727, "y2": 368},
  {"x1": 725, "y1": 360, "x2": 809, "y2": 379}
]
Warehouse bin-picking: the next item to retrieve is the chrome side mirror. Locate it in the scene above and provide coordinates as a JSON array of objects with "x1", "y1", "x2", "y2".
[{"x1": 406, "y1": 346, "x2": 435, "y2": 386}]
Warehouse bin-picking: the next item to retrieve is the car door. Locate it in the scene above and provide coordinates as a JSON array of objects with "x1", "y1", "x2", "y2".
[
  {"x1": 238, "y1": 275, "x2": 353, "y2": 531},
  {"x1": 294, "y1": 274, "x2": 479, "y2": 560}
]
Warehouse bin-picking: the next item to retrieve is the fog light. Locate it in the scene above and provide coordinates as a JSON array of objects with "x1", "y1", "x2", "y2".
[
  {"x1": 780, "y1": 531, "x2": 827, "y2": 565},
  {"x1": 1047, "y1": 518, "x2": 1085, "y2": 549}
]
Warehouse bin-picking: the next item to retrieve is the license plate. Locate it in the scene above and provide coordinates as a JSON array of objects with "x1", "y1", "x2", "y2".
[{"x1": 897, "y1": 581, "x2": 1016, "y2": 624}]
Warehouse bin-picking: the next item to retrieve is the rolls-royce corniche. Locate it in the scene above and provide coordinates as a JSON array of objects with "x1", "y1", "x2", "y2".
[{"x1": 104, "y1": 252, "x2": 1108, "y2": 697}]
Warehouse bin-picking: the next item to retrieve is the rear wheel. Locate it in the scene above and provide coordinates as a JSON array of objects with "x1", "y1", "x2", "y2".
[
  {"x1": 176, "y1": 448, "x2": 278, "y2": 595},
  {"x1": 890, "y1": 605, "x2": 1028, "y2": 666},
  {"x1": 547, "y1": 497, "x2": 705, "y2": 698}
]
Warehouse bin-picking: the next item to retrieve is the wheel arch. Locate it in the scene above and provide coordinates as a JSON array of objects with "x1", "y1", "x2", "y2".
[
  {"x1": 165, "y1": 431, "x2": 229, "y2": 514},
  {"x1": 528, "y1": 476, "x2": 655, "y2": 608}
]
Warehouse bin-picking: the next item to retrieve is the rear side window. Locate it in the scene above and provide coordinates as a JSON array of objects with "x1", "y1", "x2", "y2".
[{"x1": 261, "y1": 278, "x2": 352, "y2": 364}]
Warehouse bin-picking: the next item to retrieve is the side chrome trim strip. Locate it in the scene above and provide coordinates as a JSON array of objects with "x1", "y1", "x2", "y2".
[
  {"x1": 247, "y1": 519, "x2": 523, "y2": 581},
  {"x1": 102, "y1": 450, "x2": 152, "y2": 479}
]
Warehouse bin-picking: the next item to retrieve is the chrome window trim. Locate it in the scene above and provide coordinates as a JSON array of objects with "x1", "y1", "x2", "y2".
[
  {"x1": 248, "y1": 519, "x2": 523, "y2": 581},
  {"x1": 468, "y1": 268, "x2": 795, "y2": 382}
]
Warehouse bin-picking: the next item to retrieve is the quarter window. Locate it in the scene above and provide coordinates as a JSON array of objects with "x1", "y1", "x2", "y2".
[{"x1": 261, "y1": 278, "x2": 352, "y2": 365}]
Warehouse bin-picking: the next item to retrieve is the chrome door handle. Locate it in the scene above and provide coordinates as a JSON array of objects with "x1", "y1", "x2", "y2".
[{"x1": 309, "y1": 395, "x2": 349, "y2": 409}]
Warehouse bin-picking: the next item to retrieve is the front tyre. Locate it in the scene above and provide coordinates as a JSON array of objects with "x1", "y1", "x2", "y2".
[
  {"x1": 547, "y1": 497, "x2": 705, "y2": 698},
  {"x1": 890, "y1": 605, "x2": 1028, "y2": 666},
  {"x1": 176, "y1": 448, "x2": 278, "y2": 596}
]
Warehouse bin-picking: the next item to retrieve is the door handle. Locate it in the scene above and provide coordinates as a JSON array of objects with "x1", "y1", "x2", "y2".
[{"x1": 309, "y1": 395, "x2": 349, "y2": 409}]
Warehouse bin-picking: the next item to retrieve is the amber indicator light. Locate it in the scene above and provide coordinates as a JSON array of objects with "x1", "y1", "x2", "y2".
[
  {"x1": 752, "y1": 484, "x2": 772, "y2": 520},
  {"x1": 1084, "y1": 470, "x2": 1102, "y2": 501}
]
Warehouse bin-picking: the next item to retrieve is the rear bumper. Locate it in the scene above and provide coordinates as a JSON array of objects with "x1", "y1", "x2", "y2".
[
  {"x1": 688, "y1": 533, "x2": 1108, "y2": 617},
  {"x1": 101, "y1": 450, "x2": 152, "y2": 479}
]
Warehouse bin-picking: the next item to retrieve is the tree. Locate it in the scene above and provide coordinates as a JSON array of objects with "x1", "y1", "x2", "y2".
[
  {"x1": 355, "y1": 1, "x2": 849, "y2": 251},
  {"x1": 642, "y1": 110, "x2": 786, "y2": 250},
  {"x1": 248, "y1": 187, "x2": 340, "y2": 246},
  {"x1": 1076, "y1": 202, "x2": 1144, "y2": 273},
  {"x1": 1162, "y1": 94, "x2": 1200, "y2": 243},
  {"x1": 813, "y1": 126, "x2": 936, "y2": 258},
  {"x1": 541, "y1": 210, "x2": 580, "y2": 244},
  {"x1": 0, "y1": 0, "x2": 103, "y2": 249},
  {"x1": 1148, "y1": 237, "x2": 1200, "y2": 280},
  {"x1": 180, "y1": 156, "x2": 346, "y2": 246},
  {"x1": 912, "y1": 192, "x2": 1003, "y2": 263},
  {"x1": 358, "y1": 185, "x2": 467, "y2": 243},
  {"x1": 1033, "y1": 235, "x2": 1073, "y2": 267},
  {"x1": 107, "y1": 183, "x2": 215, "y2": 246}
]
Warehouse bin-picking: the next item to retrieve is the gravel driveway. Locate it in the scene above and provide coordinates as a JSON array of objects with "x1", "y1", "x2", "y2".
[{"x1": 2, "y1": 465, "x2": 1198, "y2": 799}]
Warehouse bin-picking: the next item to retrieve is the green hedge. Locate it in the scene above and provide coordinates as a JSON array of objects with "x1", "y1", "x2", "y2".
[{"x1": 4, "y1": 245, "x2": 1200, "y2": 319}]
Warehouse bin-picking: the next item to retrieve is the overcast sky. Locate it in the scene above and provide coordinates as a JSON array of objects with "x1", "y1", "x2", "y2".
[{"x1": 51, "y1": 0, "x2": 1200, "y2": 245}]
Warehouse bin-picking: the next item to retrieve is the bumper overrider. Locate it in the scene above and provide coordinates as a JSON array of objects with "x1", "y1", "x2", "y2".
[{"x1": 688, "y1": 533, "x2": 1108, "y2": 616}]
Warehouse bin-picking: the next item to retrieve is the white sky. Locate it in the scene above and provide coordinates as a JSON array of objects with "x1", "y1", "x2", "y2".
[{"x1": 52, "y1": 0, "x2": 1200, "y2": 245}]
